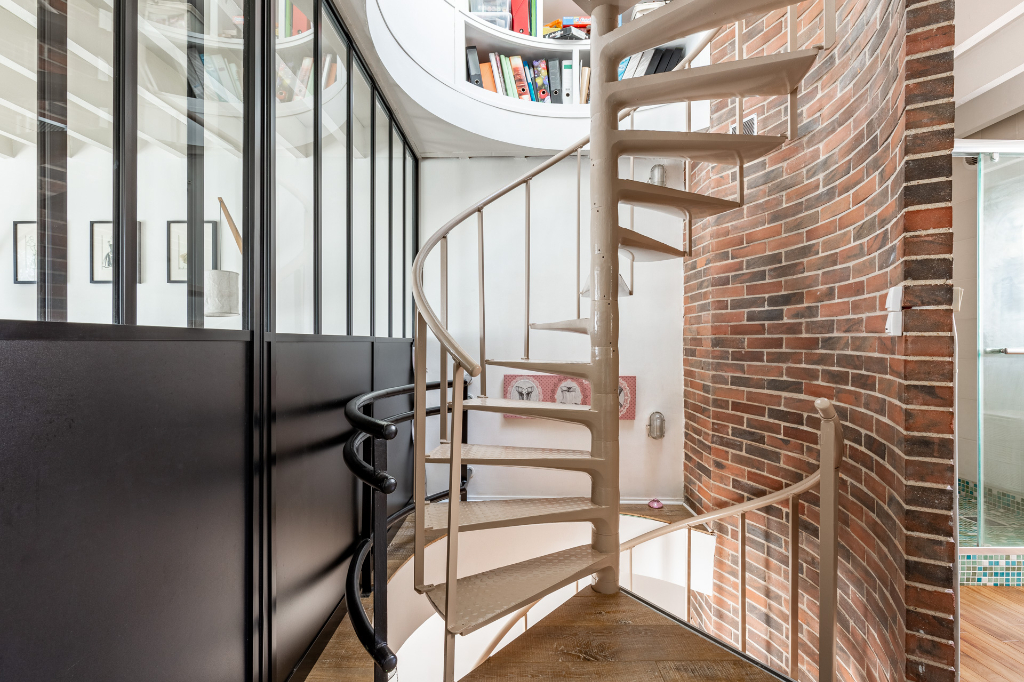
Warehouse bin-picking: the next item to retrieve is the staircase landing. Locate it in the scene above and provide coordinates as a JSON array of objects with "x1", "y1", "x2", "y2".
[{"x1": 464, "y1": 586, "x2": 783, "y2": 682}]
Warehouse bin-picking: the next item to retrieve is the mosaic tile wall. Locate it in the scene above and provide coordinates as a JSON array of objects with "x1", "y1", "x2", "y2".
[{"x1": 959, "y1": 478, "x2": 1024, "y2": 585}]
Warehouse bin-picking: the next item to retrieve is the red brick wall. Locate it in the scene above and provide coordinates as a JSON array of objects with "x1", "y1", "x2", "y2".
[{"x1": 681, "y1": 1, "x2": 955, "y2": 681}]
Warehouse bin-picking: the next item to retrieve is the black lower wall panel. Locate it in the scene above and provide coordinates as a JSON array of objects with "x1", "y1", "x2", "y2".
[
  {"x1": 372, "y1": 339, "x2": 414, "y2": 516},
  {"x1": 0, "y1": 338, "x2": 249, "y2": 682},
  {"x1": 271, "y1": 337, "x2": 370, "y2": 682}
]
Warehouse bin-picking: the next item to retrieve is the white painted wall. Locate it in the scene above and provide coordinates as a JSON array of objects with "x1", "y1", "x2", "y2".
[
  {"x1": 418, "y1": 144, "x2": 688, "y2": 503},
  {"x1": 953, "y1": 157, "x2": 978, "y2": 483}
]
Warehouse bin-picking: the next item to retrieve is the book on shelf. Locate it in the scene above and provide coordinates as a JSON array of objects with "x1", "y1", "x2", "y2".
[
  {"x1": 548, "y1": 59, "x2": 561, "y2": 100},
  {"x1": 466, "y1": 46, "x2": 483, "y2": 88},
  {"x1": 618, "y1": 46, "x2": 683, "y2": 80},
  {"x1": 511, "y1": 0, "x2": 529, "y2": 34},
  {"x1": 291, "y1": 56, "x2": 314, "y2": 101},
  {"x1": 480, "y1": 62, "x2": 498, "y2": 92},
  {"x1": 510, "y1": 56, "x2": 530, "y2": 100},
  {"x1": 580, "y1": 66, "x2": 591, "y2": 105},
  {"x1": 471, "y1": 52, "x2": 583, "y2": 104}
]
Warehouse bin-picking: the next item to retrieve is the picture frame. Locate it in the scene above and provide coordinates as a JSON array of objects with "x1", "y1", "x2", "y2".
[
  {"x1": 166, "y1": 220, "x2": 218, "y2": 283},
  {"x1": 13, "y1": 221, "x2": 36, "y2": 284},
  {"x1": 90, "y1": 221, "x2": 142, "y2": 283}
]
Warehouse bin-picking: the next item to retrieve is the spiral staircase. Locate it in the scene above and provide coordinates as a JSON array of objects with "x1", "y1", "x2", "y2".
[{"x1": 393, "y1": 0, "x2": 839, "y2": 680}]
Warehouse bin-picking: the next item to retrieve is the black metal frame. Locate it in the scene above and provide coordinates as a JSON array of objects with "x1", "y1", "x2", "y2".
[{"x1": 8, "y1": 2, "x2": 420, "y2": 681}]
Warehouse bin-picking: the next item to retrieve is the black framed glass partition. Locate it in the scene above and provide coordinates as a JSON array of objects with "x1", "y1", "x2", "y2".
[{"x1": 0, "y1": 0, "x2": 417, "y2": 336}]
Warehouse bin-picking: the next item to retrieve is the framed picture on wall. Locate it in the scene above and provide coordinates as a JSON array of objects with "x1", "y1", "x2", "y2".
[
  {"x1": 166, "y1": 220, "x2": 218, "y2": 283},
  {"x1": 13, "y1": 221, "x2": 36, "y2": 284},
  {"x1": 90, "y1": 221, "x2": 142, "y2": 283}
]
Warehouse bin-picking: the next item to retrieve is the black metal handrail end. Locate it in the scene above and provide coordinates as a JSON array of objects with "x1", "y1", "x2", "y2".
[{"x1": 346, "y1": 539, "x2": 398, "y2": 673}]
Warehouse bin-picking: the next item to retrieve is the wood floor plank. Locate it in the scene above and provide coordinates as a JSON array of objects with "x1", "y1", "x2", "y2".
[
  {"x1": 961, "y1": 587, "x2": 1024, "y2": 682},
  {"x1": 658, "y1": 660, "x2": 780, "y2": 682}
]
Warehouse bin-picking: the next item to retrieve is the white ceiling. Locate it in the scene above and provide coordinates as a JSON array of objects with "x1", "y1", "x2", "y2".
[{"x1": 955, "y1": 1, "x2": 1024, "y2": 136}]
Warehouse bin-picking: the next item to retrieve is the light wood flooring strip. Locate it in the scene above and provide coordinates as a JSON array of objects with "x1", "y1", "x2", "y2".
[{"x1": 961, "y1": 587, "x2": 1024, "y2": 682}]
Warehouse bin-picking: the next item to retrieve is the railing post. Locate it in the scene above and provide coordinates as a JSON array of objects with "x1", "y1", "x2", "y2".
[
  {"x1": 523, "y1": 180, "x2": 531, "y2": 360},
  {"x1": 790, "y1": 493, "x2": 801, "y2": 680},
  {"x1": 815, "y1": 398, "x2": 843, "y2": 682},
  {"x1": 788, "y1": 5, "x2": 799, "y2": 140},
  {"x1": 477, "y1": 210, "x2": 487, "y2": 397},
  {"x1": 442, "y1": 364, "x2": 467, "y2": 682},
  {"x1": 440, "y1": 236, "x2": 449, "y2": 443},
  {"x1": 372, "y1": 436, "x2": 389, "y2": 682},
  {"x1": 686, "y1": 526, "x2": 692, "y2": 622},
  {"x1": 576, "y1": 148, "x2": 582, "y2": 319},
  {"x1": 824, "y1": 0, "x2": 836, "y2": 50},
  {"x1": 739, "y1": 511, "x2": 747, "y2": 653},
  {"x1": 414, "y1": 313, "x2": 428, "y2": 589}
]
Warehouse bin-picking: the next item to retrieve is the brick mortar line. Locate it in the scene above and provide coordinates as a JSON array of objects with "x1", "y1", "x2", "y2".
[
  {"x1": 906, "y1": 97, "x2": 955, "y2": 110},
  {"x1": 903, "y1": 201, "x2": 953, "y2": 211},
  {"x1": 905, "y1": 45, "x2": 954, "y2": 60},
  {"x1": 905, "y1": 123, "x2": 955, "y2": 136},
  {"x1": 904, "y1": 70, "x2": 953, "y2": 87},
  {"x1": 905, "y1": 178, "x2": 952, "y2": 187}
]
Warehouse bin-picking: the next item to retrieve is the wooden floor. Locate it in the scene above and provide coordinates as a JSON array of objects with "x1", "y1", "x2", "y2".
[
  {"x1": 464, "y1": 586, "x2": 778, "y2": 682},
  {"x1": 309, "y1": 505, "x2": 731, "y2": 681},
  {"x1": 961, "y1": 586, "x2": 1024, "y2": 682}
]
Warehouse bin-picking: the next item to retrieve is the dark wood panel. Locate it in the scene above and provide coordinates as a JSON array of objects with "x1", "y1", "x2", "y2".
[{"x1": 0, "y1": 338, "x2": 249, "y2": 682}]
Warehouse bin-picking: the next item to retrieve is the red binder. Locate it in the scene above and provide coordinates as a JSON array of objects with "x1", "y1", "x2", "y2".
[{"x1": 511, "y1": 0, "x2": 530, "y2": 34}]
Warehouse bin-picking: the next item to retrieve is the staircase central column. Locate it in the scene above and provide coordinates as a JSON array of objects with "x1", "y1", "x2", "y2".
[{"x1": 589, "y1": 2, "x2": 620, "y2": 595}]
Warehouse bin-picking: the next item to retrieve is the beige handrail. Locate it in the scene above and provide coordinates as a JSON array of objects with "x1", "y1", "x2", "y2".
[
  {"x1": 622, "y1": 397, "x2": 843, "y2": 681},
  {"x1": 410, "y1": 27, "x2": 721, "y2": 374}
]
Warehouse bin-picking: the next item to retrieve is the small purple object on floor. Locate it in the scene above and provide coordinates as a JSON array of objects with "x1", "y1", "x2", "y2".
[{"x1": 648, "y1": 499, "x2": 663, "y2": 509}]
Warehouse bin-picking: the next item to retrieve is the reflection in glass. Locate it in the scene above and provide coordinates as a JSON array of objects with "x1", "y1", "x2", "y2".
[
  {"x1": 391, "y1": 130, "x2": 404, "y2": 337},
  {"x1": 321, "y1": 14, "x2": 348, "y2": 335},
  {"x1": 374, "y1": 98, "x2": 390, "y2": 337},
  {"x1": 406, "y1": 148, "x2": 414, "y2": 336},
  {"x1": 274, "y1": 0, "x2": 315, "y2": 333},
  {"x1": 137, "y1": 0, "x2": 246, "y2": 328},
  {"x1": 351, "y1": 65, "x2": 372, "y2": 336}
]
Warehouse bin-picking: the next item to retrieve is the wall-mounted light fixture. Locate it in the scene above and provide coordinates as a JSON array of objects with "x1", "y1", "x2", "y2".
[{"x1": 647, "y1": 411, "x2": 665, "y2": 439}]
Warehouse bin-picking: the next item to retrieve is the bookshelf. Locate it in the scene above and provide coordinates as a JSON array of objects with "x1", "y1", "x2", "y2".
[{"x1": 459, "y1": 10, "x2": 591, "y2": 110}]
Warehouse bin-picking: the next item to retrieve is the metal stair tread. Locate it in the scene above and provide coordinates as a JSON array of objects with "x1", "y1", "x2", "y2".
[
  {"x1": 426, "y1": 443, "x2": 596, "y2": 470},
  {"x1": 617, "y1": 179, "x2": 739, "y2": 220},
  {"x1": 607, "y1": 49, "x2": 820, "y2": 112},
  {"x1": 484, "y1": 359, "x2": 593, "y2": 379},
  {"x1": 463, "y1": 397, "x2": 596, "y2": 424},
  {"x1": 617, "y1": 226, "x2": 687, "y2": 261},
  {"x1": 423, "y1": 544, "x2": 614, "y2": 635},
  {"x1": 611, "y1": 130, "x2": 787, "y2": 166},
  {"x1": 604, "y1": 0, "x2": 803, "y2": 60},
  {"x1": 424, "y1": 498, "x2": 604, "y2": 532},
  {"x1": 529, "y1": 318, "x2": 590, "y2": 335}
]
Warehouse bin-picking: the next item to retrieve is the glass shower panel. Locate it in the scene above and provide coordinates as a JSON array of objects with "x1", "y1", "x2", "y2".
[{"x1": 978, "y1": 153, "x2": 1024, "y2": 547}]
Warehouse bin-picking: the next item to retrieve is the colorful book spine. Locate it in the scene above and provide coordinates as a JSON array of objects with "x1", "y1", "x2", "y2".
[
  {"x1": 489, "y1": 53, "x2": 505, "y2": 96},
  {"x1": 525, "y1": 63, "x2": 537, "y2": 101},
  {"x1": 532, "y1": 59, "x2": 550, "y2": 103},
  {"x1": 510, "y1": 56, "x2": 530, "y2": 100},
  {"x1": 500, "y1": 55, "x2": 517, "y2": 98},
  {"x1": 480, "y1": 62, "x2": 497, "y2": 93},
  {"x1": 562, "y1": 61, "x2": 573, "y2": 104},
  {"x1": 292, "y1": 56, "x2": 314, "y2": 101}
]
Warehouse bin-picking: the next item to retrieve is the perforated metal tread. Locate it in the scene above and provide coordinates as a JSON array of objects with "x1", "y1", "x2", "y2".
[
  {"x1": 427, "y1": 443, "x2": 593, "y2": 469},
  {"x1": 529, "y1": 318, "x2": 590, "y2": 335},
  {"x1": 484, "y1": 359, "x2": 593, "y2": 380},
  {"x1": 607, "y1": 49, "x2": 820, "y2": 112},
  {"x1": 611, "y1": 130, "x2": 788, "y2": 166},
  {"x1": 617, "y1": 179, "x2": 739, "y2": 221},
  {"x1": 424, "y1": 544, "x2": 614, "y2": 635},
  {"x1": 617, "y1": 227, "x2": 687, "y2": 262},
  {"x1": 463, "y1": 397, "x2": 597, "y2": 425},
  {"x1": 424, "y1": 498, "x2": 605, "y2": 532}
]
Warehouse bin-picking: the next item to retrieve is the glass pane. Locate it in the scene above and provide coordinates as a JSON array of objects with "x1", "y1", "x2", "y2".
[
  {"x1": 978, "y1": 154, "x2": 1024, "y2": 547},
  {"x1": 321, "y1": 15, "x2": 348, "y2": 335},
  {"x1": 138, "y1": 0, "x2": 246, "y2": 328},
  {"x1": 67, "y1": 0, "x2": 114, "y2": 323},
  {"x1": 405, "y1": 148, "x2": 414, "y2": 335},
  {"x1": 351, "y1": 65, "x2": 372, "y2": 336},
  {"x1": 391, "y1": 130, "x2": 403, "y2": 337},
  {"x1": 373, "y1": 98, "x2": 390, "y2": 337},
  {"x1": 273, "y1": 0, "x2": 315, "y2": 333},
  {"x1": 0, "y1": 1, "x2": 38, "y2": 320}
]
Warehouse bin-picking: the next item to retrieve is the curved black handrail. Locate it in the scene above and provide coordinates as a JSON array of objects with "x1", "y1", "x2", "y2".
[
  {"x1": 342, "y1": 377, "x2": 470, "y2": 677},
  {"x1": 342, "y1": 379, "x2": 469, "y2": 495}
]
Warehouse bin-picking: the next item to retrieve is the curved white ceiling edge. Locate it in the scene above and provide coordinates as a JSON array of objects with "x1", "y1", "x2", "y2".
[{"x1": 367, "y1": 0, "x2": 591, "y2": 153}]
